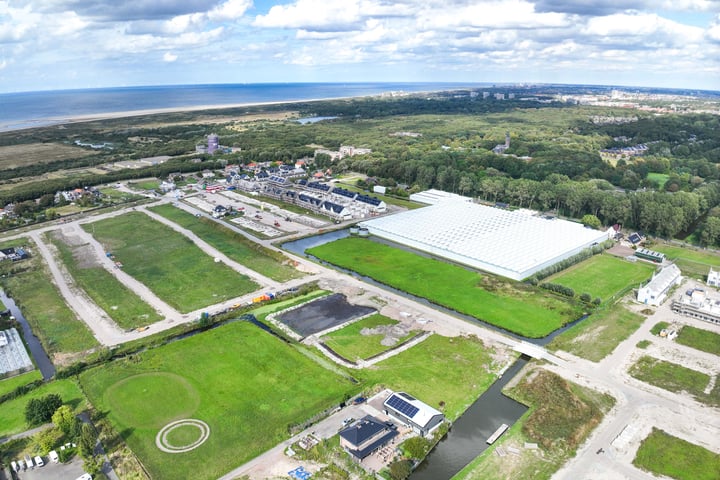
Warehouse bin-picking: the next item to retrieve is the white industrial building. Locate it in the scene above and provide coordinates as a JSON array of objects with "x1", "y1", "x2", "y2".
[
  {"x1": 383, "y1": 392, "x2": 445, "y2": 437},
  {"x1": 359, "y1": 199, "x2": 610, "y2": 281},
  {"x1": 0, "y1": 328, "x2": 33, "y2": 377},
  {"x1": 707, "y1": 268, "x2": 720, "y2": 287},
  {"x1": 637, "y1": 264, "x2": 682, "y2": 306}
]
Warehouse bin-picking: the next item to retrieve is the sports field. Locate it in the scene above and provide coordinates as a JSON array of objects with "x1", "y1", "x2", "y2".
[
  {"x1": 320, "y1": 314, "x2": 419, "y2": 361},
  {"x1": 85, "y1": 212, "x2": 260, "y2": 313},
  {"x1": 307, "y1": 237, "x2": 583, "y2": 337},
  {"x1": 79, "y1": 321, "x2": 356, "y2": 480},
  {"x1": 548, "y1": 254, "x2": 656, "y2": 301},
  {"x1": 150, "y1": 204, "x2": 304, "y2": 282}
]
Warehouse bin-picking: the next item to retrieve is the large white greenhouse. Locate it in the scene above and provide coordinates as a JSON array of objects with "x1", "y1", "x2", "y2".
[{"x1": 359, "y1": 200, "x2": 610, "y2": 281}]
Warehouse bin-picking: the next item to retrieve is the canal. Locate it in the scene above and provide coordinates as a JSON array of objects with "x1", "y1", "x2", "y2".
[{"x1": 0, "y1": 290, "x2": 56, "y2": 380}]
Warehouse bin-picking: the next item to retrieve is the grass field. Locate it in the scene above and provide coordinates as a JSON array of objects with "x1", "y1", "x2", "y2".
[
  {"x1": 0, "y1": 370, "x2": 42, "y2": 398},
  {"x1": 48, "y1": 232, "x2": 162, "y2": 330},
  {"x1": 548, "y1": 254, "x2": 655, "y2": 302},
  {"x1": 629, "y1": 356, "x2": 715, "y2": 405},
  {"x1": 79, "y1": 321, "x2": 356, "y2": 480},
  {"x1": 320, "y1": 314, "x2": 418, "y2": 361},
  {"x1": 677, "y1": 325, "x2": 720, "y2": 355},
  {"x1": 149, "y1": 204, "x2": 303, "y2": 282},
  {"x1": 84, "y1": 212, "x2": 260, "y2": 313},
  {"x1": 651, "y1": 244, "x2": 720, "y2": 278},
  {"x1": 0, "y1": 143, "x2": 98, "y2": 170},
  {"x1": 358, "y1": 334, "x2": 498, "y2": 421},
  {"x1": 307, "y1": 237, "x2": 583, "y2": 338},
  {"x1": 0, "y1": 239, "x2": 97, "y2": 355},
  {"x1": 634, "y1": 428, "x2": 720, "y2": 480},
  {"x1": 0, "y1": 379, "x2": 86, "y2": 437},
  {"x1": 455, "y1": 368, "x2": 615, "y2": 480},
  {"x1": 129, "y1": 180, "x2": 160, "y2": 191},
  {"x1": 548, "y1": 304, "x2": 645, "y2": 361},
  {"x1": 646, "y1": 173, "x2": 670, "y2": 188}
]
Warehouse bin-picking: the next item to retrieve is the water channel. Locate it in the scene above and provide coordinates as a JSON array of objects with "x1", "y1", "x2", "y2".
[
  {"x1": 282, "y1": 230, "x2": 591, "y2": 479},
  {"x1": 0, "y1": 290, "x2": 56, "y2": 380}
]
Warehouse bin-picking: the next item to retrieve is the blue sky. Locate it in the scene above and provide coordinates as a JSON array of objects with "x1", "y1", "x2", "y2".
[{"x1": 0, "y1": 0, "x2": 718, "y2": 92}]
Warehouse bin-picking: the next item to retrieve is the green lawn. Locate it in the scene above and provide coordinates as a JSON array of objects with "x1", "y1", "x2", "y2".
[
  {"x1": 0, "y1": 239, "x2": 97, "y2": 355},
  {"x1": 48, "y1": 232, "x2": 162, "y2": 330},
  {"x1": 548, "y1": 254, "x2": 655, "y2": 302},
  {"x1": 129, "y1": 180, "x2": 160, "y2": 191},
  {"x1": 646, "y1": 173, "x2": 669, "y2": 188},
  {"x1": 307, "y1": 237, "x2": 583, "y2": 338},
  {"x1": 652, "y1": 244, "x2": 720, "y2": 278},
  {"x1": 677, "y1": 325, "x2": 720, "y2": 355},
  {"x1": 321, "y1": 314, "x2": 419, "y2": 361},
  {"x1": 79, "y1": 321, "x2": 356, "y2": 480},
  {"x1": 84, "y1": 212, "x2": 260, "y2": 313},
  {"x1": 634, "y1": 428, "x2": 720, "y2": 480},
  {"x1": 629, "y1": 356, "x2": 714, "y2": 405},
  {"x1": 0, "y1": 370, "x2": 42, "y2": 398},
  {"x1": 455, "y1": 368, "x2": 615, "y2": 480},
  {"x1": 149, "y1": 204, "x2": 303, "y2": 282},
  {"x1": 357, "y1": 334, "x2": 498, "y2": 420},
  {"x1": 0, "y1": 379, "x2": 86, "y2": 437},
  {"x1": 549, "y1": 304, "x2": 645, "y2": 361}
]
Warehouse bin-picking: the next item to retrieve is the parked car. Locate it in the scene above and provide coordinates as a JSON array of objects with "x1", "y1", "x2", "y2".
[
  {"x1": 34, "y1": 455, "x2": 44, "y2": 467},
  {"x1": 49, "y1": 450, "x2": 59, "y2": 463},
  {"x1": 76, "y1": 474, "x2": 92, "y2": 480}
]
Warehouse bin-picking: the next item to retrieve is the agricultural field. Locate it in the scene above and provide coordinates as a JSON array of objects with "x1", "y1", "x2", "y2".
[
  {"x1": 548, "y1": 254, "x2": 655, "y2": 302},
  {"x1": 677, "y1": 325, "x2": 720, "y2": 355},
  {"x1": 320, "y1": 314, "x2": 419, "y2": 361},
  {"x1": 629, "y1": 356, "x2": 718, "y2": 406},
  {"x1": 79, "y1": 321, "x2": 356, "y2": 480},
  {"x1": 0, "y1": 143, "x2": 98, "y2": 170},
  {"x1": 455, "y1": 368, "x2": 615, "y2": 480},
  {"x1": 633, "y1": 428, "x2": 720, "y2": 480},
  {"x1": 651, "y1": 243, "x2": 720, "y2": 278},
  {"x1": 0, "y1": 379, "x2": 86, "y2": 437},
  {"x1": 150, "y1": 204, "x2": 303, "y2": 282},
  {"x1": 48, "y1": 231, "x2": 163, "y2": 330},
  {"x1": 307, "y1": 237, "x2": 583, "y2": 338},
  {"x1": 548, "y1": 304, "x2": 645, "y2": 362},
  {"x1": 84, "y1": 212, "x2": 260, "y2": 313},
  {"x1": 357, "y1": 334, "x2": 499, "y2": 421},
  {"x1": 0, "y1": 238, "x2": 97, "y2": 356},
  {"x1": 0, "y1": 370, "x2": 42, "y2": 398}
]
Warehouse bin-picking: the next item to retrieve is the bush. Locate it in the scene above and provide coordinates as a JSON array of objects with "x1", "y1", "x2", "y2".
[
  {"x1": 580, "y1": 293, "x2": 592, "y2": 303},
  {"x1": 402, "y1": 436, "x2": 432, "y2": 460},
  {"x1": 540, "y1": 282, "x2": 575, "y2": 298},
  {"x1": 389, "y1": 459, "x2": 413, "y2": 480}
]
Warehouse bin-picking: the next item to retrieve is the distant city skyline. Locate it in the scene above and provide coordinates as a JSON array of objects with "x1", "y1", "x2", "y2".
[{"x1": 1, "y1": 0, "x2": 719, "y2": 93}]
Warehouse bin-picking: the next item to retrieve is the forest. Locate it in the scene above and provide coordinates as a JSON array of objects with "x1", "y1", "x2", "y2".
[{"x1": 1, "y1": 90, "x2": 720, "y2": 243}]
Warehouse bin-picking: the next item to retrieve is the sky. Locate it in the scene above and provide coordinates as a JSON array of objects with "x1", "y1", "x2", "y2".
[{"x1": 0, "y1": 0, "x2": 719, "y2": 93}]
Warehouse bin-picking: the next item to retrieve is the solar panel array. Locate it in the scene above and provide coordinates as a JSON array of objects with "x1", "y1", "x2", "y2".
[
  {"x1": 307, "y1": 181, "x2": 331, "y2": 192},
  {"x1": 386, "y1": 394, "x2": 419, "y2": 418},
  {"x1": 322, "y1": 201, "x2": 345, "y2": 214},
  {"x1": 332, "y1": 187, "x2": 356, "y2": 199},
  {"x1": 356, "y1": 194, "x2": 381, "y2": 206}
]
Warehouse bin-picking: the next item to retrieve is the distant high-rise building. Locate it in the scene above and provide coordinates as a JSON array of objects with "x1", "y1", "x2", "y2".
[
  {"x1": 494, "y1": 93, "x2": 505, "y2": 100},
  {"x1": 508, "y1": 93, "x2": 515, "y2": 99},
  {"x1": 482, "y1": 91, "x2": 490, "y2": 99},
  {"x1": 208, "y1": 134, "x2": 219, "y2": 154}
]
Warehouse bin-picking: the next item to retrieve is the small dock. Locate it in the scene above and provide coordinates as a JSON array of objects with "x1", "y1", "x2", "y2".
[{"x1": 486, "y1": 423, "x2": 509, "y2": 445}]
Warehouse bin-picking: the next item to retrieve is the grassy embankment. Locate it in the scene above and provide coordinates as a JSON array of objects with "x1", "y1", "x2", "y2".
[
  {"x1": 320, "y1": 314, "x2": 419, "y2": 361},
  {"x1": 652, "y1": 244, "x2": 720, "y2": 279},
  {"x1": 84, "y1": 212, "x2": 259, "y2": 313},
  {"x1": 455, "y1": 368, "x2": 615, "y2": 480},
  {"x1": 549, "y1": 303, "x2": 645, "y2": 362},
  {"x1": 149, "y1": 203, "x2": 303, "y2": 282},
  {"x1": 47, "y1": 232, "x2": 162, "y2": 330},
  {"x1": 634, "y1": 428, "x2": 720, "y2": 480},
  {"x1": 0, "y1": 371, "x2": 42, "y2": 397},
  {"x1": 548, "y1": 254, "x2": 655, "y2": 302},
  {"x1": 0, "y1": 238, "x2": 97, "y2": 356},
  {"x1": 0, "y1": 379, "x2": 87, "y2": 437},
  {"x1": 307, "y1": 237, "x2": 583, "y2": 338},
  {"x1": 629, "y1": 356, "x2": 719, "y2": 407},
  {"x1": 677, "y1": 325, "x2": 720, "y2": 356}
]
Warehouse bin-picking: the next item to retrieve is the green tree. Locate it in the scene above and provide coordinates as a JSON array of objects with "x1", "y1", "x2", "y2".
[
  {"x1": 52, "y1": 405, "x2": 81, "y2": 438},
  {"x1": 79, "y1": 423, "x2": 98, "y2": 459},
  {"x1": 581, "y1": 214, "x2": 602, "y2": 229},
  {"x1": 25, "y1": 394, "x2": 63, "y2": 426},
  {"x1": 402, "y1": 436, "x2": 431, "y2": 459},
  {"x1": 34, "y1": 427, "x2": 63, "y2": 454},
  {"x1": 389, "y1": 459, "x2": 413, "y2": 480}
]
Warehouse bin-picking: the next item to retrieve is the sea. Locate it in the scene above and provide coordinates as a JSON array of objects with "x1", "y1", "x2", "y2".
[{"x1": 0, "y1": 82, "x2": 485, "y2": 132}]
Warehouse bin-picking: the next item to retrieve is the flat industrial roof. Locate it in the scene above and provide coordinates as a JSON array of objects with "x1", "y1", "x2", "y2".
[{"x1": 360, "y1": 200, "x2": 609, "y2": 280}]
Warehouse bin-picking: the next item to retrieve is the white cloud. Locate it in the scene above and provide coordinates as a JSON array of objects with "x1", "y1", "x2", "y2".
[
  {"x1": 163, "y1": 51, "x2": 178, "y2": 61},
  {"x1": 208, "y1": 0, "x2": 252, "y2": 21},
  {"x1": 254, "y1": 0, "x2": 365, "y2": 29}
]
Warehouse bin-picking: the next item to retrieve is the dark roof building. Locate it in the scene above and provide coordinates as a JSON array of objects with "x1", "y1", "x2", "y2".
[
  {"x1": 383, "y1": 392, "x2": 444, "y2": 437},
  {"x1": 338, "y1": 415, "x2": 398, "y2": 461}
]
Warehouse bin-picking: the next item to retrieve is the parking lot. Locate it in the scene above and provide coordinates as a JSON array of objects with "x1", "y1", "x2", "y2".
[{"x1": 12, "y1": 456, "x2": 86, "y2": 480}]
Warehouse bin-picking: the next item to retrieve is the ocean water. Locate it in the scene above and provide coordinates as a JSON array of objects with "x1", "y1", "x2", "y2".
[{"x1": 0, "y1": 82, "x2": 482, "y2": 132}]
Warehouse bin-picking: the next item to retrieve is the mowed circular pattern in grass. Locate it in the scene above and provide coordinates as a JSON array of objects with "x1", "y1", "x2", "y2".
[
  {"x1": 156, "y1": 419, "x2": 210, "y2": 453},
  {"x1": 106, "y1": 372, "x2": 200, "y2": 428}
]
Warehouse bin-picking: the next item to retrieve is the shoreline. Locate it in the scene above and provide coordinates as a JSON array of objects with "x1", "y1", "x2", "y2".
[{"x1": 0, "y1": 88, "x2": 435, "y2": 133}]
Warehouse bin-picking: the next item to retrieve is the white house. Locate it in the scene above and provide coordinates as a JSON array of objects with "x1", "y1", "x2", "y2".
[
  {"x1": 707, "y1": 268, "x2": 720, "y2": 287},
  {"x1": 637, "y1": 264, "x2": 682, "y2": 306}
]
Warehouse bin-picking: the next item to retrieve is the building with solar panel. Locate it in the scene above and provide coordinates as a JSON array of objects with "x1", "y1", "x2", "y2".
[
  {"x1": 359, "y1": 193, "x2": 611, "y2": 281},
  {"x1": 338, "y1": 416, "x2": 398, "y2": 462},
  {"x1": 383, "y1": 392, "x2": 445, "y2": 437}
]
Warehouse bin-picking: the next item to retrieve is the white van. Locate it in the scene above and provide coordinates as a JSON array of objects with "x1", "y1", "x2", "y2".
[
  {"x1": 24, "y1": 455, "x2": 33, "y2": 468},
  {"x1": 34, "y1": 455, "x2": 44, "y2": 467},
  {"x1": 49, "y1": 450, "x2": 59, "y2": 463}
]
